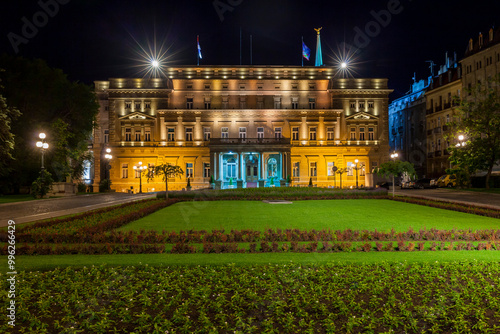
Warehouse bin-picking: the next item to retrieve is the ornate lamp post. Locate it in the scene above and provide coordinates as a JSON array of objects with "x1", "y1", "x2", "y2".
[
  {"x1": 133, "y1": 161, "x2": 146, "y2": 194},
  {"x1": 456, "y1": 135, "x2": 466, "y2": 147},
  {"x1": 35, "y1": 132, "x2": 49, "y2": 170},
  {"x1": 332, "y1": 166, "x2": 338, "y2": 188},
  {"x1": 390, "y1": 152, "x2": 399, "y2": 197},
  {"x1": 104, "y1": 148, "x2": 112, "y2": 191},
  {"x1": 354, "y1": 159, "x2": 359, "y2": 188}
]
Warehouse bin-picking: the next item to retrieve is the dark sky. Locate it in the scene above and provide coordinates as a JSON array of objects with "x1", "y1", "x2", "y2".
[{"x1": 1, "y1": 0, "x2": 499, "y2": 99}]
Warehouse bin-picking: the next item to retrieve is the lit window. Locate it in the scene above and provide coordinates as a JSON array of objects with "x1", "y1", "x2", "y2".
[
  {"x1": 292, "y1": 127, "x2": 299, "y2": 141},
  {"x1": 186, "y1": 163, "x2": 194, "y2": 178},
  {"x1": 135, "y1": 132, "x2": 141, "y2": 141},
  {"x1": 309, "y1": 127, "x2": 317, "y2": 140},
  {"x1": 274, "y1": 127, "x2": 282, "y2": 139},
  {"x1": 221, "y1": 127, "x2": 229, "y2": 138},
  {"x1": 350, "y1": 128, "x2": 356, "y2": 140},
  {"x1": 309, "y1": 98, "x2": 316, "y2": 109},
  {"x1": 347, "y1": 162, "x2": 353, "y2": 176},
  {"x1": 257, "y1": 127, "x2": 264, "y2": 139},
  {"x1": 204, "y1": 163, "x2": 210, "y2": 178},
  {"x1": 122, "y1": 164, "x2": 128, "y2": 179},
  {"x1": 167, "y1": 128, "x2": 175, "y2": 142},
  {"x1": 186, "y1": 98, "x2": 193, "y2": 109},
  {"x1": 293, "y1": 162, "x2": 300, "y2": 177},
  {"x1": 144, "y1": 128, "x2": 151, "y2": 141},
  {"x1": 359, "y1": 128, "x2": 365, "y2": 140},
  {"x1": 125, "y1": 128, "x2": 132, "y2": 141},
  {"x1": 327, "y1": 162, "x2": 335, "y2": 176},
  {"x1": 104, "y1": 130, "x2": 109, "y2": 143},
  {"x1": 327, "y1": 127, "x2": 334, "y2": 140},
  {"x1": 368, "y1": 128, "x2": 374, "y2": 140},
  {"x1": 239, "y1": 127, "x2": 247, "y2": 139},
  {"x1": 309, "y1": 162, "x2": 317, "y2": 177},
  {"x1": 185, "y1": 128, "x2": 193, "y2": 141},
  {"x1": 268, "y1": 158, "x2": 278, "y2": 177},
  {"x1": 204, "y1": 127, "x2": 211, "y2": 141}
]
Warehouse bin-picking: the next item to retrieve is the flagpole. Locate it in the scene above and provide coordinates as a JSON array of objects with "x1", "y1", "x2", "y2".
[
  {"x1": 301, "y1": 36, "x2": 304, "y2": 67},
  {"x1": 197, "y1": 35, "x2": 199, "y2": 66}
]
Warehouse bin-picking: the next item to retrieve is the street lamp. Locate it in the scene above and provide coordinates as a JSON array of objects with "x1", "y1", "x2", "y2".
[
  {"x1": 36, "y1": 132, "x2": 49, "y2": 170},
  {"x1": 104, "y1": 148, "x2": 112, "y2": 191},
  {"x1": 332, "y1": 166, "x2": 338, "y2": 188},
  {"x1": 354, "y1": 159, "x2": 359, "y2": 188},
  {"x1": 390, "y1": 152, "x2": 399, "y2": 197},
  {"x1": 133, "y1": 161, "x2": 146, "y2": 194},
  {"x1": 456, "y1": 135, "x2": 466, "y2": 147}
]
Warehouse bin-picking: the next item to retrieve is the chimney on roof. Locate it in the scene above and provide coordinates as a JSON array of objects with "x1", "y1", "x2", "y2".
[
  {"x1": 479, "y1": 33, "x2": 484, "y2": 47},
  {"x1": 468, "y1": 38, "x2": 473, "y2": 51},
  {"x1": 490, "y1": 28, "x2": 494, "y2": 41}
]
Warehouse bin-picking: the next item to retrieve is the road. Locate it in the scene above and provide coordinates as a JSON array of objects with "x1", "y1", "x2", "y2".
[
  {"x1": 394, "y1": 188, "x2": 500, "y2": 210},
  {"x1": 0, "y1": 193, "x2": 156, "y2": 227}
]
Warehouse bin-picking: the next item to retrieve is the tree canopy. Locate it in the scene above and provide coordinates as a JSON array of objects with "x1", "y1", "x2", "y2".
[
  {"x1": 0, "y1": 56, "x2": 99, "y2": 193},
  {"x1": 149, "y1": 163, "x2": 184, "y2": 200},
  {"x1": 447, "y1": 75, "x2": 500, "y2": 189}
]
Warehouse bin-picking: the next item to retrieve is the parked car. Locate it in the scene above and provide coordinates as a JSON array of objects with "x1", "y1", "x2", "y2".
[
  {"x1": 401, "y1": 180, "x2": 415, "y2": 189},
  {"x1": 414, "y1": 178, "x2": 433, "y2": 189},
  {"x1": 437, "y1": 174, "x2": 457, "y2": 188},
  {"x1": 430, "y1": 178, "x2": 439, "y2": 188},
  {"x1": 376, "y1": 182, "x2": 390, "y2": 190}
]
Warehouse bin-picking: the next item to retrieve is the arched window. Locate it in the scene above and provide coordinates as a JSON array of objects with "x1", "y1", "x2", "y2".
[{"x1": 267, "y1": 158, "x2": 277, "y2": 177}]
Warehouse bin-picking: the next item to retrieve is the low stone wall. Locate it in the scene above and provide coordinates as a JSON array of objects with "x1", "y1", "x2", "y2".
[{"x1": 48, "y1": 182, "x2": 77, "y2": 197}]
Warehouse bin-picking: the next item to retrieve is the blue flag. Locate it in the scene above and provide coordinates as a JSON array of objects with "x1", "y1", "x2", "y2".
[{"x1": 302, "y1": 41, "x2": 310, "y2": 61}]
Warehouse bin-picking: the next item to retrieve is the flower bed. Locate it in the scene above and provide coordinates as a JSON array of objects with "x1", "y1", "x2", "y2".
[{"x1": 2, "y1": 262, "x2": 499, "y2": 333}]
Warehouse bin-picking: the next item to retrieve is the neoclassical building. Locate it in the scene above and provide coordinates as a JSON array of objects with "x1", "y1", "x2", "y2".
[{"x1": 92, "y1": 66, "x2": 392, "y2": 192}]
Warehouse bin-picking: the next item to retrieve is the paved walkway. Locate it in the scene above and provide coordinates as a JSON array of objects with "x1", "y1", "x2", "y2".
[
  {"x1": 393, "y1": 188, "x2": 500, "y2": 210},
  {"x1": 0, "y1": 193, "x2": 156, "y2": 227}
]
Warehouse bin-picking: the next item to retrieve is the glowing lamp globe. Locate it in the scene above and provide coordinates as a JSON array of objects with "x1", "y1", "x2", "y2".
[{"x1": 341, "y1": 62, "x2": 347, "y2": 69}]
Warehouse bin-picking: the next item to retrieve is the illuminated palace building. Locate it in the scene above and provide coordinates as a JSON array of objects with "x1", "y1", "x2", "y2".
[{"x1": 92, "y1": 66, "x2": 392, "y2": 192}]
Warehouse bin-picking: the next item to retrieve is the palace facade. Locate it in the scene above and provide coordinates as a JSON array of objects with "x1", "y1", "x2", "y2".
[{"x1": 92, "y1": 66, "x2": 392, "y2": 192}]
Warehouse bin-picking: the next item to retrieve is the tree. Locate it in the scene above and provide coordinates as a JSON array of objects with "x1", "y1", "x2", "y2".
[
  {"x1": 335, "y1": 168, "x2": 347, "y2": 189},
  {"x1": 375, "y1": 160, "x2": 416, "y2": 197},
  {"x1": 447, "y1": 75, "x2": 500, "y2": 189},
  {"x1": 150, "y1": 163, "x2": 184, "y2": 200},
  {"x1": 31, "y1": 169, "x2": 54, "y2": 199},
  {"x1": 0, "y1": 87, "x2": 20, "y2": 179},
  {"x1": 0, "y1": 56, "x2": 99, "y2": 192}
]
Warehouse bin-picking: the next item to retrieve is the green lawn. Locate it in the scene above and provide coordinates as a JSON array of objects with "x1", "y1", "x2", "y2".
[
  {"x1": 4, "y1": 250, "x2": 500, "y2": 272},
  {"x1": 118, "y1": 199, "x2": 500, "y2": 233},
  {"x1": 0, "y1": 194, "x2": 34, "y2": 203}
]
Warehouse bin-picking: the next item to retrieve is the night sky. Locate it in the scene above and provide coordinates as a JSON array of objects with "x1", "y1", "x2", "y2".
[{"x1": 1, "y1": 0, "x2": 499, "y2": 99}]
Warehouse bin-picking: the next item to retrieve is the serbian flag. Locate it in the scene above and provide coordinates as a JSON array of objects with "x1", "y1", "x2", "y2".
[
  {"x1": 197, "y1": 35, "x2": 202, "y2": 59},
  {"x1": 302, "y1": 40, "x2": 310, "y2": 61}
]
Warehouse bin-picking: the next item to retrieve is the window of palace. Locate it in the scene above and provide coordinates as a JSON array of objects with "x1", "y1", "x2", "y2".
[
  {"x1": 350, "y1": 102, "x2": 356, "y2": 109},
  {"x1": 274, "y1": 98, "x2": 281, "y2": 109},
  {"x1": 309, "y1": 127, "x2": 317, "y2": 140},
  {"x1": 222, "y1": 83, "x2": 228, "y2": 89},
  {"x1": 257, "y1": 127, "x2": 264, "y2": 139},
  {"x1": 371, "y1": 161, "x2": 378, "y2": 173},
  {"x1": 309, "y1": 162, "x2": 317, "y2": 177},
  {"x1": 104, "y1": 130, "x2": 109, "y2": 143},
  {"x1": 239, "y1": 127, "x2": 247, "y2": 139},
  {"x1": 145, "y1": 101, "x2": 151, "y2": 110},
  {"x1": 144, "y1": 128, "x2": 151, "y2": 141},
  {"x1": 204, "y1": 163, "x2": 210, "y2": 178},
  {"x1": 135, "y1": 102, "x2": 141, "y2": 110},
  {"x1": 240, "y1": 97, "x2": 247, "y2": 109},
  {"x1": 274, "y1": 127, "x2": 282, "y2": 139},
  {"x1": 360, "y1": 165, "x2": 366, "y2": 176},
  {"x1": 309, "y1": 98, "x2": 316, "y2": 109},
  {"x1": 186, "y1": 163, "x2": 194, "y2": 178},
  {"x1": 446, "y1": 114, "x2": 450, "y2": 123},
  {"x1": 293, "y1": 162, "x2": 300, "y2": 177},
  {"x1": 204, "y1": 100, "x2": 211, "y2": 109},
  {"x1": 359, "y1": 102, "x2": 365, "y2": 110},
  {"x1": 205, "y1": 84, "x2": 211, "y2": 90},
  {"x1": 327, "y1": 162, "x2": 335, "y2": 176},
  {"x1": 257, "y1": 97, "x2": 264, "y2": 109},
  {"x1": 186, "y1": 98, "x2": 193, "y2": 109},
  {"x1": 226, "y1": 158, "x2": 237, "y2": 178},
  {"x1": 204, "y1": 127, "x2": 211, "y2": 141},
  {"x1": 125, "y1": 128, "x2": 132, "y2": 141},
  {"x1": 368, "y1": 101, "x2": 374, "y2": 109},
  {"x1": 222, "y1": 96, "x2": 229, "y2": 109},
  {"x1": 125, "y1": 101, "x2": 131, "y2": 110},
  {"x1": 167, "y1": 128, "x2": 175, "y2": 141},
  {"x1": 359, "y1": 128, "x2": 365, "y2": 140},
  {"x1": 122, "y1": 164, "x2": 128, "y2": 178},
  {"x1": 292, "y1": 127, "x2": 299, "y2": 141},
  {"x1": 187, "y1": 84, "x2": 193, "y2": 89},
  {"x1": 437, "y1": 117, "x2": 441, "y2": 126},
  {"x1": 185, "y1": 128, "x2": 193, "y2": 141},
  {"x1": 268, "y1": 158, "x2": 278, "y2": 177},
  {"x1": 368, "y1": 127, "x2": 374, "y2": 140},
  {"x1": 135, "y1": 131, "x2": 141, "y2": 141},
  {"x1": 221, "y1": 127, "x2": 229, "y2": 138},
  {"x1": 347, "y1": 162, "x2": 353, "y2": 176},
  {"x1": 291, "y1": 98, "x2": 298, "y2": 109},
  {"x1": 327, "y1": 127, "x2": 334, "y2": 140},
  {"x1": 135, "y1": 167, "x2": 142, "y2": 178},
  {"x1": 350, "y1": 128, "x2": 356, "y2": 140}
]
